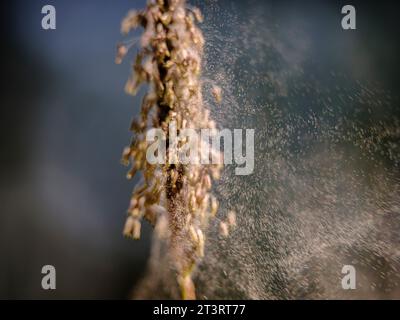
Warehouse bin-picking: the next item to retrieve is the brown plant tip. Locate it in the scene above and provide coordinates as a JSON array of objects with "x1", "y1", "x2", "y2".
[
  {"x1": 212, "y1": 85, "x2": 222, "y2": 104},
  {"x1": 227, "y1": 210, "x2": 237, "y2": 229},
  {"x1": 115, "y1": 44, "x2": 128, "y2": 64},
  {"x1": 219, "y1": 221, "x2": 229, "y2": 237}
]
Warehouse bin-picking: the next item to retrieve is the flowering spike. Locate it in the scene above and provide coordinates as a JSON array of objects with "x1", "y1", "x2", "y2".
[{"x1": 117, "y1": 0, "x2": 223, "y2": 300}]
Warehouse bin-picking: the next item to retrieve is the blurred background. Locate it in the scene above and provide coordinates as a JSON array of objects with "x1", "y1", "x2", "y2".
[{"x1": 1, "y1": 0, "x2": 399, "y2": 299}]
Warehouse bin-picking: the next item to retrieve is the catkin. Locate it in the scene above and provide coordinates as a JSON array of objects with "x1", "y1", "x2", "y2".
[{"x1": 118, "y1": 0, "x2": 222, "y2": 299}]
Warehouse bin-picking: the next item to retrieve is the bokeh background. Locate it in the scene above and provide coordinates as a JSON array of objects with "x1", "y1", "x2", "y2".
[{"x1": 1, "y1": 0, "x2": 399, "y2": 299}]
